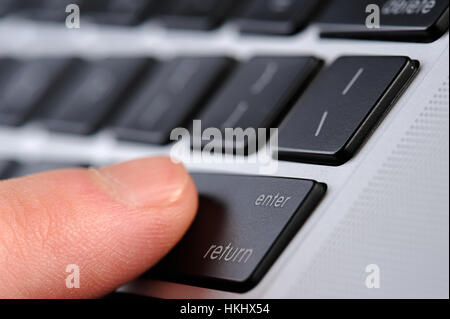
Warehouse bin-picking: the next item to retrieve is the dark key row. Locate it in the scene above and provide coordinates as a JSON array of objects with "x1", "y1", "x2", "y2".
[
  {"x1": 0, "y1": 55, "x2": 419, "y2": 165},
  {"x1": 0, "y1": 159, "x2": 327, "y2": 292},
  {"x1": 1, "y1": 0, "x2": 448, "y2": 42},
  {"x1": 0, "y1": 160, "x2": 87, "y2": 179}
]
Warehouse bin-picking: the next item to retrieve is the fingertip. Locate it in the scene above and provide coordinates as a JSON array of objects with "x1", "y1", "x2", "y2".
[
  {"x1": 0, "y1": 156, "x2": 199, "y2": 298},
  {"x1": 97, "y1": 157, "x2": 189, "y2": 207}
]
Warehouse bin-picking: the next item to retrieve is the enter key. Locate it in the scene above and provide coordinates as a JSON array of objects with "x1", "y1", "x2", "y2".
[{"x1": 148, "y1": 173, "x2": 326, "y2": 293}]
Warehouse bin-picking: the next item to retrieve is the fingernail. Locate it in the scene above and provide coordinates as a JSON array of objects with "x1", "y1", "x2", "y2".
[{"x1": 94, "y1": 157, "x2": 189, "y2": 208}]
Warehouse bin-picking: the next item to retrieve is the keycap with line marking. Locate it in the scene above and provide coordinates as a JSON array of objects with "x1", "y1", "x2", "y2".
[
  {"x1": 194, "y1": 56, "x2": 323, "y2": 154},
  {"x1": 18, "y1": 0, "x2": 85, "y2": 21},
  {"x1": 278, "y1": 56, "x2": 419, "y2": 165}
]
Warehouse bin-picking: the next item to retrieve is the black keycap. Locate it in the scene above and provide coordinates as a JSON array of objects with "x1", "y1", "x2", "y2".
[
  {"x1": 318, "y1": 0, "x2": 449, "y2": 43},
  {"x1": 2, "y1": 162, "x2": 86, "y2": 179},
  {"x1": 84, "y1": 0, "x2": 158, "y2": 25},
  {"x1": 278, "y1": 56, "x2": 419, "y2": 166},
  {"x1": 159, "y1": 0, "x2": 238, "y2": 30},
  {"x1": 0, "y1": 58, "x2": 21, "y2": 125},
  {"x1": 19, "y1": 0, "x2": 84, "y2": 21},
  {"x1": 0, "y1": 58, "x2": 74, "y2": 126},
  {"x1": 0, "y1": 57, "x2": 20, "y2": 87},
  {"x1": 39, "y1": 58, "x2": 152, "y2": 135},
  {"x1": 0, "y1": 57, "x2": 19, "y2": 70},
  {"x1": 0, "y1": 0, "x2": 19, "y2": 17},
  {"x1": 115, "y1": 56, "x2": 234, "y2": 145},
  {"x1": 0, "y1": 160, "x2": 15, "y2": 179},
  {"x1": 195, "y1": 56, "x2": 322, "y2": 154},
  {"x1": 149, "y1": 173, "x2": 326, "y2": 292},
  {"x1": 239, "y1": 0, "x2": 324, "y2": 35}
]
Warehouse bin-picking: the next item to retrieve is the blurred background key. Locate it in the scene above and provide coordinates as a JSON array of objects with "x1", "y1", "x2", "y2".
[
  {"x1": 318, "y1": 0, "x2": 449, "y2": 42},
  {"x1": 83, "y1": 0, "x2": 160, "y2": 26},
  {"x1": 115, "y1": 56, "x2": 235, "y2": 145},
  {"x1": 0, "y1": 161, "x2": 87, "y2": 180},
  {"x1": 37, "y1": 57, "x2": 153, "y2": 135},
  {"x1": 239, "y1": 0, "x2": 326, "y2": 35},
  {"x1": 17, "y1": 0, "x2": 85, "y2": 22},
  {"x1": 0, "y1": 0, "x2": 20, "y2": 18},
  {"x1": 0, "y1": 160, "x2": 15, "y2": 179},
  {"x1": 159, "y1": 0, "x2": 240, "y2": 30},
  {"x1": 0, "y1": 58, "x2": 75, "y2": 127}
]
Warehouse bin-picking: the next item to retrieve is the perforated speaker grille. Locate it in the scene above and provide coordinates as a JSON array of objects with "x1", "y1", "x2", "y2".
[{"x1": 287, "y1": 74, "x2": 449, "y2": 298}]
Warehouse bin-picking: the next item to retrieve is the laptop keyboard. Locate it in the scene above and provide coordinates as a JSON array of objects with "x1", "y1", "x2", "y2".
[
  {"x1": 0, "y1": 0, "x2": 448, "y2": 294},
  {"x1": 0, "y1": 54, "x2": 419, "y2": 161}
]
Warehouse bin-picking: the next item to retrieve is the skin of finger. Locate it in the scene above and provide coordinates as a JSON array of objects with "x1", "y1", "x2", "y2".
[{"x1": 0, "y1": 159, "x2": 198, "y2": 298}]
